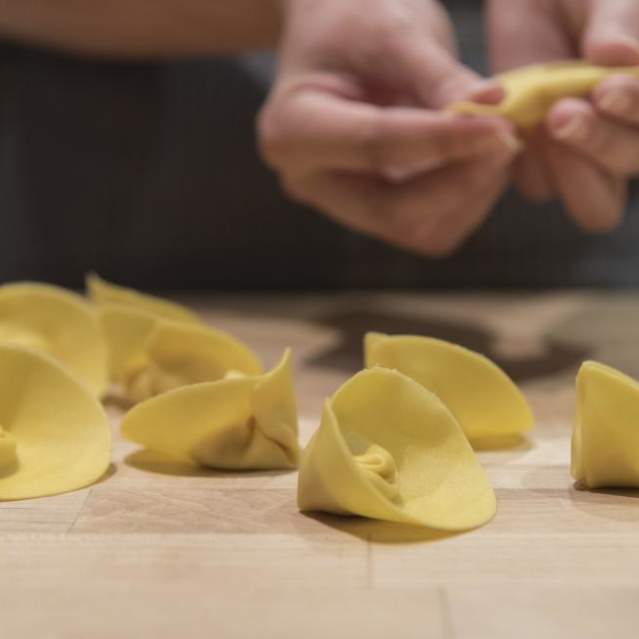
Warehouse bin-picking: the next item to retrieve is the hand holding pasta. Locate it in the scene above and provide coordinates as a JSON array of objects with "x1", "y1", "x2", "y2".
[
  {"x1": 259, "y1": 0, "x2": 520, "y2": 257},
  {"x1": 487, "y1": 0, "x2": 639, "y2": 232}
]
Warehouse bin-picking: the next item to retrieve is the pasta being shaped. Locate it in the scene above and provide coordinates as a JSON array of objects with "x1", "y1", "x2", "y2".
[
  {"x1": 87, "y1": 273, "x2": 200, "y2": 324},
  {"x1": 450, "y1": 61, "x2": 639, "y2": 128},
  {"x1": 121, "y1": 350, "x2": 300, "y2": 470},
  {"x1": 298, "y1": 367, "x2": 496, "y2": 530},
  {"x1": 99, "y1": 305, "x2": 262, "y2": 403},
  {"x1": 0, "y1": 282, "x2": 108, "y2": 397},
  {"x1": 573, "y1": 361, "x2": 639, "y2": 489},
  {"x1": 364, "y1": 333, "x2": 533, "y2": 441},
  {"x1": 0, "y1": 345, "x2": 111, "y2": 500}
]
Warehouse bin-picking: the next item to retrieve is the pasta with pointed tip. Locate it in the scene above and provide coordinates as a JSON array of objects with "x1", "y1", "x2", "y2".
[
  {"x1": 121, "y1": 349, "x2": 299, "y2": 470},
  {"x1": 364, "y1": 332, "x2": 533, "y2": 441}
]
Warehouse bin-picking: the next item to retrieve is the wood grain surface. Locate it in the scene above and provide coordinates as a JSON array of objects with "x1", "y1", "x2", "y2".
[{"x1": 2, "y1": 290, "x2": 639, "y2": 639}]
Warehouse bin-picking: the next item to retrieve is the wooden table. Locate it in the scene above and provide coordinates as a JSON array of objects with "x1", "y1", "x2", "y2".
[{"x1": 3, "y1": 290, "x2": 639, "y2": 639}]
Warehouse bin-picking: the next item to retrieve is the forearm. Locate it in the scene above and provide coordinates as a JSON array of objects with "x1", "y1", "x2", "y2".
[{"x1": 0, "y1": 0, "x2": 283, "y2": 58}]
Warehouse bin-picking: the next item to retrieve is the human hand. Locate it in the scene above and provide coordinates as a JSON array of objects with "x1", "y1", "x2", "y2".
[
  {"x1": 488, "y1": 0, "x2": 639, "y2": 232},
  {"x1": 258, "y1": 0, "x2": 520, "y2": 257}
]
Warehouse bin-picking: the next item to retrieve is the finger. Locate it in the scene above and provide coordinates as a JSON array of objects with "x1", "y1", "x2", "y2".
[
  {"x1": 283, "y1": 149, "x2": 514, "y2": 255},
  {"x1": 592, "y1": 74, "x2": 639, "y2": 126},
  {"x1": 547, "y1": 97, "x2": 639, "y2": 175},
  {"x1": 539, "y1": 136, "x2": 627, "y2": 233},
  {"x1": 487, "y1": 0, "x2": 574, "y2": 72},
  {"x1": 366, "y1": 4, "x2": 505, "y2": 108},
  {"x1": 258, "y1": 88, "x2": 519, "y2": 176},
  {"x1": 513, "y1": 134, "x2": 556, "y2": 202},
  {"x1": 398, "y1": 36, "x2": 505, "y2": 108},
  {"x1": 583, "y1": 0, "x2": 639, "y2": 66}
]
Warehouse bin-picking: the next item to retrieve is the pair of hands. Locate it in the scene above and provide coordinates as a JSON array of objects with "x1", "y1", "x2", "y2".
[{"x1": 259, "y1": 0, "x2": 639, "y2": 256}]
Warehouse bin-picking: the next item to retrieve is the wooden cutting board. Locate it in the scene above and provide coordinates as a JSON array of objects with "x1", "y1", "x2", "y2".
[{"x1": 2, "y1": 290, "x2": 639, "y2": 639}]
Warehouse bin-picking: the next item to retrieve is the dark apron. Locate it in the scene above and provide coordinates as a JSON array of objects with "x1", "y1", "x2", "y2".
[{"x1": 0, "y1": 0, "x2": 637, "y2": 290}]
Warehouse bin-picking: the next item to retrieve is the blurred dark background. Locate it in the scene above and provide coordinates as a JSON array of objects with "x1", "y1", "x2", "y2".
[{"x1": 1, "y1": 0, "x2": 638, "y2": 290}]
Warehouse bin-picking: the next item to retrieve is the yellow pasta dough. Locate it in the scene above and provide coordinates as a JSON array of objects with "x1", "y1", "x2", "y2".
[
  {"x1": 99, "y1": 305, "x2": 262, "y2": 402},
  {"x1": 99, "y1": 304, "x2": 158, "y2": 383},
  {"x1": 572, "y1": 361, "x2": 639, "y2": 489},
  {"x1": 87, "y1": 273, "x2": 200, "y2": 324},
  {"x1": 298, "y1": 367, "x2": 495, "y2": 530},
  {"x1": 0, "y1": 282, "x2": 108, "y2": 397},
  {"x1": 121, "y1": 349, "x2": 299, "y2": 470},
  {"x1": 364, "y1": 333, "x2": 533, "y2": 441},
  {"x1": 0, "y1": 345, "x2": 111, "y2": 500},
  {"x1": 450, "y1": 61, "x2": 639, "y2": 128}
]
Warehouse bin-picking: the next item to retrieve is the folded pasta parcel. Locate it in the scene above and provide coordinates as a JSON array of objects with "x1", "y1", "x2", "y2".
[
  {"x1": 0, "y1": 345, "x2": 111, "y2": 500},
  {"x1": 365, "y1": 333, "x2": 533, "y2": 441},
  {"x1": 121, "y1": 350, "x2": 300, "y2": 470},
  {"x1": 298, "y1": 368, "x2": 496, "y2": 530},
  {"x1": 99, "y1": 307, "x2": 263, "y2": 403},
  {"x1": 0, "y1": 282, "x2": 108, "y2": 397},
  {"x1": 573, "y1": 361, "x2": 639, "y2": 489}
]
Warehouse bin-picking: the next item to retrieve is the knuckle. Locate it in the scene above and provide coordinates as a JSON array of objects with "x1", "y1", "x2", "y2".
[
  {"x1": 385, "y1": 219, "x2": 459, "y2": 258},
  {"x1": 578, "y1": 178, "x2": 628, "y2": 234},
  {"x1": 377, "y1": 205, "x2": 464, "y2": 257},
  {"x1": 603, "y1": 142, "x2": 639, "y2": 176},
  {"x1": 359, "y1": 113, "x2": 394, "y2": 173},
  {"x1": 420, "y1": 233, "x2": 462, "y2": 258},
  {"x1": 256, "y1": 103, "x2": 291, "y2": 168},
  {"x1": 610, "y1": 158, "x2": 636, "y2": 177},
  {"x1": 578, "y1": 210, "x2": 624, "y2": 234},
  {"x1": 375, "y1": 21, "x2": 413, "y2": 60},
  {"x1": 369, "y1": 198, "x2": 397, "y2": 233},
  {"x1": 279, "y1": 175, "x2": 308, "y2": 203},
  {"x1": 378, "y1": 196, "x2": 413, "y2": 234},
  {"x1": 380, "y1": 204, "x2": 431, "y2": 248}
]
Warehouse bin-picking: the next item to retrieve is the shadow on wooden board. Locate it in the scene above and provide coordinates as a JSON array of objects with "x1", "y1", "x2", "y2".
[
  {"x1": 570, "y1": 482, "x2": 639, "y2": 523},
  {"x1": 545, "y1": 294, "x2": 639, "y2": 379},
  {"x1": 95, "y1": 463, "x2": 118, "y2": 486},
  {"x1": 471, "y1": 434, "x2": 532, "y2": 452},
  {"x1": 0, "y1": 463, "x2": 116, "y2": 501},
  {"x1": 306, "y1": 308, "x2": 589, "y2": 384},
  {"x1": 304, "y1": 512, "x2": 464, "y2": 545},
  {"x1": 102, "y1": 392, "x2": 134, "y2": 413}
]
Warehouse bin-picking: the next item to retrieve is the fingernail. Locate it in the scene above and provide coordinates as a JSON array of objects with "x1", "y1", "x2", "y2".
[
  {"x1": 468, "y1": 80, "x2": 506, "y2": 106},
  {"x1": 598, "y1": 89, "x2": 633, "y2": 116},
  {"x1": 551, "y1": 113, "x2": 589, "y2": 142}
]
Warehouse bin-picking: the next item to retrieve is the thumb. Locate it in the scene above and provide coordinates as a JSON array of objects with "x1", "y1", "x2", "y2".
[
  {"x1": 409, "y1": 40, "x2": 504, "y2": 108},
  {"x1": 392, "y1": 1, "x2": 504, "y2": 109},
  {"x1": 583, "y1": 0, "x2": 639, "y2": 66},
  {"x1": 487, "y1": 0, "x2": 573, "y2": 72}
]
